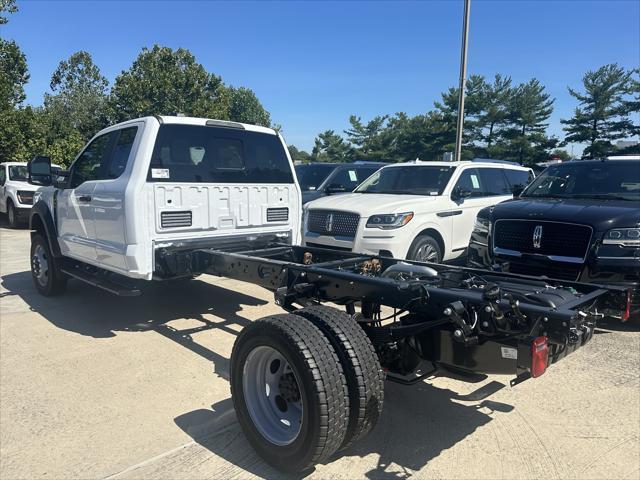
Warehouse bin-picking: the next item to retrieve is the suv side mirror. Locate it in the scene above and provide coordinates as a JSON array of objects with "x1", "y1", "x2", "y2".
[
  {"x1": 325, "y1": 183, "x2": 349, "y2": 194},
  {"x1": 28, "y1": 156, "x2": 53, "y2": 186},
  {"x1": 511, "y1": 184, "x2": 525, "y2": 196},
  {"x1": 451, "y1": 185, "x2": 472, "y2": 201}
]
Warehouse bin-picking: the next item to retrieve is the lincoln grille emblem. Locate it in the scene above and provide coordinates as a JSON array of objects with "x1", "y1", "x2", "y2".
[
  {"x1": 532, "y1": 225, "x2": 543, "y2": 249},
  {"x1": 325, "y1": 213, "x2": 334, "y2": 233}
]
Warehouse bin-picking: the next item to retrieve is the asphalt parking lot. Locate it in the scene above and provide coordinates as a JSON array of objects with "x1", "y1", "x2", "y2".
[{"x1": 1, "y1": 222, "x2": 639, "y2": 480}]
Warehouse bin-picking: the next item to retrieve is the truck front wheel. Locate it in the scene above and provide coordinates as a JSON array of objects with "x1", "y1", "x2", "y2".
[
  {"x1": 30, "y1": 234, "x2": 67, "y2": 296},
  {"x1": 230, "y1": 314, "x2": 349, "y2": 472},
  {"x1": 7, "y1": 200, "x2": 18, "y2": 229}
]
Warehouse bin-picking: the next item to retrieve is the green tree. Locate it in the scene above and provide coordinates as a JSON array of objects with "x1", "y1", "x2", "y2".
[
  {"x1": 344, "y1": 115, "x2": 391, "y2": 160},
  {"x1": 0, "y1": 0, "x2": 17, "y2": 24},
  {"x1": 44, "y1": 51, "x2": 110, "y2": 140},
  {"x1": 287, "y1": 145, "x2": 312, "y2": 163},
  {"x1": 225, "y1": 86, "x2": 271, "y2": 127},
  {"x1": 0, "y1": 39, "x2": 28, "y2": 111},
  {"x1": 311, "y1": 130, "x2": 353, "y2": 162},
  {"x1": 561, "y1": 64, "x2": 634, "y2": 158},
  {"x1": 109, "y1": 45, "x2": 227, "y2": 122},
  {"x1": 477, "y1": 74, "x2": 513, "y2": 150},
  {"x1": 502, "y1": 78, "x2": 556, "y2": 164},
  {"x1": 434, "y1": 74, "x2": 487, "y2": 156}
]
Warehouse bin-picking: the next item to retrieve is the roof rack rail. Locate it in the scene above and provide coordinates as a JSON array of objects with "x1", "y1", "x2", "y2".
[{"x1": 472, "y1": 158, "x2": 520, "y2": 166}]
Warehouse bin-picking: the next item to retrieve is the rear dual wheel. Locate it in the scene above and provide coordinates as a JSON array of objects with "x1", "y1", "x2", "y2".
[{"x1": 230, "y1": 308, "x2": 384, "y2": 472}]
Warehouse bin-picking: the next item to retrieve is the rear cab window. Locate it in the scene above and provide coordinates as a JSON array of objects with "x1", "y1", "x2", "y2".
[{"x1": 148, "y1": 124, "x2": 294, "y2": 184}]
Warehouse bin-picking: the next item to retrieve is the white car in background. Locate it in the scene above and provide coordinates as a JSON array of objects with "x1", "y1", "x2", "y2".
[
  {"x1": 303, "y1": 159, "x2": 534, "y2": 264},
  {"x1": 0, "y1": 162, "x2": 60, "y2": 228}
]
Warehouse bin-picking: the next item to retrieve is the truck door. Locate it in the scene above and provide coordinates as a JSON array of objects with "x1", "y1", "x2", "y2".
[
  {"x1": 57, "y1": 132, "x2": 114, "y2": 262},
  {"x1": 93, "y1": 125, "x2": 140, "y2": 271}
]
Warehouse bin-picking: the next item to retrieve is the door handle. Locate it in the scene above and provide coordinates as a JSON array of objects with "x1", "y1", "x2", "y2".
[{"x1": 78, "y1": 195, "x2": 92, "y2": 203}]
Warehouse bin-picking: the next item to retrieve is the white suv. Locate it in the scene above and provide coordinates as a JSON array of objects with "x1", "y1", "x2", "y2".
[
  {"x1": 0, "y1": 162, "x2": 59, "y2": 228},
  {"x1": 303, "y1": 160, "x2": 533, "y2": 264}
]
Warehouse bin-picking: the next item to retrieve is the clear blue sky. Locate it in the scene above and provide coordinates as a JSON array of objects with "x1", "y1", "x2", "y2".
[{"x1": 2, "y1": 0, "x2": 639, "y2": 152}]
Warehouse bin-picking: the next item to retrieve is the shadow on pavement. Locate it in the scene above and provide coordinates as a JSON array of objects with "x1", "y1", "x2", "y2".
[
  {"x1": 175, "y1": 381, "x2": 513, "y2": 479},
  {"x1": 1, "y1": 271, "x2": 268, "y2": 379}
]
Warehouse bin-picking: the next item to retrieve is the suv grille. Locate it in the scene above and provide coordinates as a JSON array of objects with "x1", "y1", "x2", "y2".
[
  {"x1": 267, "y1": 207, "x2": 289, "y2": 222},
  {"x1": 494, "y1": 220, "x2": 592, "y2": 260},
  {"x1": 161, "y1": 211, "x2": 192, "y2": 228},
  {"x1": 307, "y1": 210, "x2": 360, "y2": 238}
]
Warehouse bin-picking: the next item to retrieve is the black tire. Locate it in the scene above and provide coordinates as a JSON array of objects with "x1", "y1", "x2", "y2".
[
  {"x1": 7, "y1": 200, "x2": 19, "y2": 228},
  {"x1": 30, "y1": 234, "x2": 67, "y2": 296},
  {"x1": 407, "y1": 234, "x2": 442, "y2": 264},
  {"x1": 293, "y1": 305, "x2": 384, "y2": 450},
  {"x1": 230, "y1": 314, "x2": 349, "y2": 473}
]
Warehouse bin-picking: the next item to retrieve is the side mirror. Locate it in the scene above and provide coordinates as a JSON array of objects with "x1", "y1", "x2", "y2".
[
  {"x1": 325, "y1": 183, "x2": 349, "y2": 194},
  {"x1": 451, "y1": 185, "x2": 472, "y2": 201},
  {"x1": 53, "y1": 169, "x2": 71, "y2": 189},
  {"x1": 28, "y1": 156, "x2": 52, "y2": 186},
  {"x1": 511, "y1": 184, "x2": 525, "y2": 196}
]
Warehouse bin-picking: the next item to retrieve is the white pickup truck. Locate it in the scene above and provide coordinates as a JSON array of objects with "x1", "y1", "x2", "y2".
[{"x1": 27, "y1": 115, "x2": 301, "y2": 295}]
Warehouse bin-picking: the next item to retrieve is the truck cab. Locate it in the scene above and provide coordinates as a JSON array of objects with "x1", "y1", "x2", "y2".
[{"x1": 28, "y1": 116, "x2": 301, "y2": 293}]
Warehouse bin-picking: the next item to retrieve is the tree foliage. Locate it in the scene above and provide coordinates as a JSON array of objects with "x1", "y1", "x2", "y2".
[
  {"x1": 225, "y1": 86, "x2": 271, "y2": 127},
  {"x1": 287, "y1": 145, "x2": 312, "y2": 163},
  {"x1": 109, "y1": 45, "x2": 227, "y2": 121},
  {"x1": 561, "y1": 64, "x2": 635, "y2": 157},
  {"x1": 44, "y1": 51, "x2": 110, "y2": 140},
  {"x1": 312, "y1": 130, "x2": 353, "y2": 162},
  {"x1": 0, "y1": 0, "x2": 17, "y2": 24}
]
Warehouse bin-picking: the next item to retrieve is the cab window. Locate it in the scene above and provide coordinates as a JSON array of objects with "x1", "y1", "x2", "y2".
[
  {"x1": 0, "y1": 167, "x2": 5, "y2": 185},
  {"x1": 148, "y1": 124, "x2": 294, "y2": 183},
  {"x1": 70, "y1": 133, "x2": 113, "y2": 188},
  {"x1": 107, "y1": 127, "x2": 138, "y2": 179}
]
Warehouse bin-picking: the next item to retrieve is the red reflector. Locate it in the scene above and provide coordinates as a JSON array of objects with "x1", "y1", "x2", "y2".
[{"x1": 531, "y1": 336, "x2": 549, "y2": 378}]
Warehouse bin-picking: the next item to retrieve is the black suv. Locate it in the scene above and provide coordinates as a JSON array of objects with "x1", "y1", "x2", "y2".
[
  {"x1": 468, "y1": 159, "x2": 640, "y2": 321},
  {"x1": 295, "y1": 162, "x2": 385, "y2": 204}
]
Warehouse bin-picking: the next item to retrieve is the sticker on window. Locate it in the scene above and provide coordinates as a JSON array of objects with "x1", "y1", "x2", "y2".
[
  {"x1": 151, "y1": 168, "x2": 170, "y2": 179},
  {"x1": 471, "y1": 175, "x2": 480, "y2": 189},
  {"x1": 501, "y1": 347, "x2": 518, "y2": 360},
  {"x1": 348, "y1": 170, "x2": 358, "y2": 182}
]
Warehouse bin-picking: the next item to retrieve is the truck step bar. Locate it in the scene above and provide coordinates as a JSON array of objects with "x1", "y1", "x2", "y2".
[{"x1": 60, "y1": 262, "x2": 141, "y2": 297}]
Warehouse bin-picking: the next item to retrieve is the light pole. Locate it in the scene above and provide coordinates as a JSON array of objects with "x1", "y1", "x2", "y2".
[{"x1": 455, "y1": 0, "x2": 471, "y2": 162}]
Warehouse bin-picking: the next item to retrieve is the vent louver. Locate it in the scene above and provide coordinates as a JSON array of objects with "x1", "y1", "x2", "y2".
[
  {"x1": 161, "y1": 211, "x2": 192, "y2": 228},
  {"x1": 267, "y1": 207, "x2": 289, "y2": 222}
]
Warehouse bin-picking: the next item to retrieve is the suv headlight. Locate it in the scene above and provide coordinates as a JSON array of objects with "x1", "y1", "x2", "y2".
[
  {"x1": 366, "y1": 212, "x2": 414, "y2": 229},
  {"x1": 473, "y1": 217, "x2": 491, "y2": 233},
  {"x1": 603, "y1": 228, "x2": 640, "y2": 247}
]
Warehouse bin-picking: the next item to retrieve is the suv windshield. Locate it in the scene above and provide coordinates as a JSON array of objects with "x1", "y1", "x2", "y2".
[
  {"x1": 522, "y1": 162, "x2": 640, "y2": 201},
  {"x1": 8, "y1": 165, "x2": 28, "y2": 181},
  {"x1": 295, "y1": 164, "x2": 336, "y2": 191},
  {"x1": 355, "y1": 165, "x2": 455, "y2": 195},
  {"x1": 148, "y1": 124, "x2": 294, "y2": 183}
]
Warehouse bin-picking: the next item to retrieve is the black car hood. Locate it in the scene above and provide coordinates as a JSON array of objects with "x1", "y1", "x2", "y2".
[
  {"x1": 302, "y1": 190, "x2": 324, "y2": 205},
  {"x1": 483, "y1": 197, "x2": 640, "y2": 231}
]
